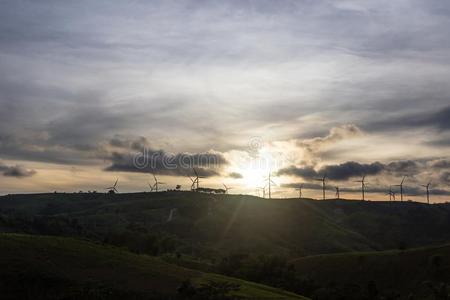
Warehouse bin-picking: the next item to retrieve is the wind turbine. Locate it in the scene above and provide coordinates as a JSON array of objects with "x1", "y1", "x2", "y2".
[
  {"x1": 394, "y1": 176, "x2": 407, "y2": 202},
  {"x1": 223, "y1": 184, "x2": 233, "y2": 194},
  {"x1": 257, "y1": 185, "x2": 267, "y2": 198},
  {"x1": 354, "y1": 175, "x2": 367, "y2": 201},
  {"x1": 106, "y1": 178, "x2": 119, "y2": 194},
  {"x1": 151, "y1": 174, "x2": 165, "y2": 192},
  {"x1": 264, "y1": 173, "x2": 276, "y2": 199},
  {"x1": 192, "y1": 168, "x2": 206, "y2": 190},
  {"x1": 386, "y1": 185, "x2": 394, "y2": 201},
  {"x1": 421, "y1": 182, "x2": 431, "y2": 204},
  {"x1": 335, "y1": 186, "x2": 340, "y2": 199},
  {"x1": 148, "y1": 182, "x2": 155, "y2": 192},
  {"x1": 188, "y1": 176, "x2": 196, "y2": 191},
  {"x1": 295, "y1": 184, "x2": 304, "y2": 199},
  {"x1": 315, "y1": 174, "x2": 327, "y2": 200}
]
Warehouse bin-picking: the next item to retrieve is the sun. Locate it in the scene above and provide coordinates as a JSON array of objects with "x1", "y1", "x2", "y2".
[{"x1": 240, "y1": 168, "x2": 265, "y2": 188}]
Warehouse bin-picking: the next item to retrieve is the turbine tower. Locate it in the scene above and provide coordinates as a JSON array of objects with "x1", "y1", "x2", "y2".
[
  {"x1": 315, "y1": 174, "x2": 327, "y2": 200},
  {"x1": 264, "y1": 173, "x2": 276, "y2": 199},
  {"x1": 386, "y1": 185, "x2": 394, "y2": 201},
  {"x1": 148, "y1": 182, "x2": 154, "y2": 192},
  {"x1": 421, "y1": 182, "x2": 431, "y2": 204},
  {"x1": 151, "y1": 174, "x2": 165, "y2": 192},
  {"x1": 106, "y1": 178, "x2": 119, "y2": 194},
  {"x1": 192, "y1": 168, "x2": 206, "y2": 190},
  {"x1": 257, "y1": 185, "x2": 267, "y2": 198},
  {"x1": 296, "y1": 184, "x2": 303, "y2": 199},
  {"x1": 335, "y1": 186, "x2": 340, "y2": 199},
  {"x1": 188, "y1": 176, "x2": 196, "y2": 191},
  {"x1": 223, "y1": 183, "x2": 232, "y2": 194},
  {"x1": 354, "y1": 175, "x2": 367, "y2": 201},
  {"x1": 395, "y1": 176, "x2": 407, "y2": 202}
]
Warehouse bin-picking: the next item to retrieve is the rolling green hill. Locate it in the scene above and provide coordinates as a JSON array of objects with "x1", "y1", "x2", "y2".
[
  {"x1": 1, "y1": 192, "x2": 450, "y2": 258},
  {"x1": 291, "y1": 244, "x2": 450, "y2": 299},
  {"x1": 2, "y1": 192, "x2": 450, "y2": 299},
  {"x1": 0, "y1": 233, "x2": 307, "y2": 300}
]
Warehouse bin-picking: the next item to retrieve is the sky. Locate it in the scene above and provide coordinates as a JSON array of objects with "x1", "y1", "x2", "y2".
[{"x1": 0, "y1": 0, "x2": 449, "y2": 202}]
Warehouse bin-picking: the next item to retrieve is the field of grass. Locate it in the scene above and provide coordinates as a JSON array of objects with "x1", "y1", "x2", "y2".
[
  {"x1": 0, "y1": 233, "x2": 308, "y2": 300},
  {"x1": 2, "y1": 192, "x2": 450, "y2": 299},
  {"x1": 291, "y1": 244, "x2": 450, "y2": 299}
]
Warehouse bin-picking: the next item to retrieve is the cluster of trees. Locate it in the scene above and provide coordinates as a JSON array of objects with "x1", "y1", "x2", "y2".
[{"x1": 0, "y1": 212, "x2": 83, "y2": 236}]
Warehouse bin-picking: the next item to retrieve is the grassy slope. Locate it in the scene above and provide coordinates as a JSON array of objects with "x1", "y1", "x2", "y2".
[
  {"x1": 0, "y1": 233, "x2": 307, "y2": 300},
  {"x1": 1, "y1": 192, "x2": 450, "y2": 256},
  {"x1": 292, "y1": 243, "x2": 450, "y2": 295}
]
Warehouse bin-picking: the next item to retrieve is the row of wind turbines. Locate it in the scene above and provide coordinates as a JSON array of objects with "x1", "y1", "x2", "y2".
[
  {"x1": 309, "y1": 175, "x2": 433, "y2": 204},
  {"x1": 105, "y1": 168, "x2": 233, "y2": 195},
  {"x1": 106, "y1": 171, "x2": 434, "y2": 203},
  {"x1": 256, "y1": 173, "x2": 433, "y2": 204}
]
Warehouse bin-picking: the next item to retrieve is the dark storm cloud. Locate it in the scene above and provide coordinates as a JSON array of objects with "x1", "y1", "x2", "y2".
[
  {"x1": 0, "y1": 162, "x2": 36, "y2": 178},
  {"x1": 277, "y1": 166, "x2": 318, "y2": 180},
  {"x1": 276, "y1": 158, "x2": 447, "y2": 182},
  {"x1": 277, "y1": 161, "x2": 385, "y2": 181},
  {"x1": 385, "y1": 160, "x2": 420, "y2": 174},
  {"x1": 323, "y1": 162, "x2": 385, "y2": 180},
  {"x1": 105, "y1": 151, "x2": 226, "y2": 177},
  {"x1": 104, "y1": 136, "x2": 228, "y2": 177}
]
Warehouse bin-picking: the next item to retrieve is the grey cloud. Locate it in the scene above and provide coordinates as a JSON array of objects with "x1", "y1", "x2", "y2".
[
  {"x1": 228, "y1": 172, "x2": 243, "y2": 179},
  {"x1": 365, "y1": 106, "x2": 450, "y2": 133},
  {"x1": 299, "y1": 124, "x2": 363, "y2": 150},
  {"x1": 429, "y1": 159, "x2": 450, "y2": 169},
  {"x1": 277, "y1": 166, "x2": 318, "y2": 180},
  {"x1": 0, "y1": 162, "x2": 36, "y2": 178},
  {"x1": 104, "y1": 137, "x2": 228, "y2": 177},
  {"x1": 385, "y1": 160, "x2": 420, "y2": 175},
  {"x1": 441, "y1": 172, "x2": 450, "y2": 184},
  {"x1": 277, "y1": 160, "x2": 433, "y2": 182},
  {"x1": 322, "y1": 162, "x2": 385, "y2": 180},
  {"x1": 105, "y1": 151, "x2": 225, "y2": 177}
]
